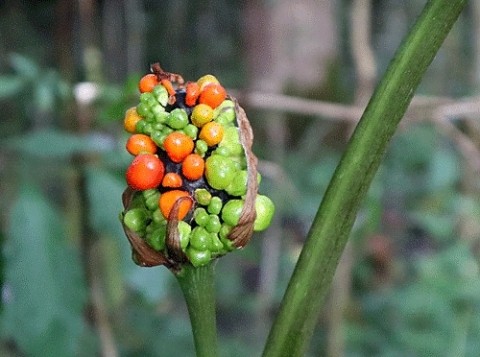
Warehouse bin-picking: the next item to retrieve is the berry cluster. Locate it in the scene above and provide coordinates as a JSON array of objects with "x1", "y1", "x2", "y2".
[{"x1": 121, "y1": 65, "x2": 274, "y2": 268}]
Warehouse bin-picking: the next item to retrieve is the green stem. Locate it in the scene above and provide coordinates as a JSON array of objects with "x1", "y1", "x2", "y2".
[
  {"x1": 262, "y1": 1, "x2": 466, "y2": 356},
  {"x1": 175, "y1": 262, "x2": 218, "y2": 357}
]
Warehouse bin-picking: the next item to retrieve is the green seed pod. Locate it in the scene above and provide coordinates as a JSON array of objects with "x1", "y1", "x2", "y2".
[
  {"x1": 123, "y1": 208, "x2": 149, "y2": 233},
  {"x1": 254, "y1": 195, "x2": 275, "y2": 231},
  {"x1": 178, "y1": 221, "x2": 192, "y2": 251},
  {"x1": 153, "y1": 84, "x2": 169, "y2": 106},
  {"x1": 205, "y1": 155, "x2": 237, "y2": 190},
  {"x1": 194, "y1": 207, "x2": 210, "y2": 227},
  {"x1": 145, "y1": 225, "x2": 167, "y2": 251},
  {"x1": 186, "y1": 247, "x2": 212, "y2": 267},
  {"x1": 167, "y1": 108, "x2": 189, "y2": 129},
  {"x1": 205, "y1": 214, "x2": 221, "y2": 234},
  {"x1": 194, "y1": 188, "x2": 212, "y2": 206},
  {"x1": 190, "y1": 226, "x2": 211, "y2": 251},
  {"x1": 207, "y1": 196, "x2": 223, "y2": 215},
  {"x1": 221, "y1": 199, "x2": 244, "y2": 227}
]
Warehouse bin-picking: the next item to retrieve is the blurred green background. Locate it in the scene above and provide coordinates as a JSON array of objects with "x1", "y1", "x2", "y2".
[{"x1": 2, "y1": 1, "x2": 480, "y2": 356}]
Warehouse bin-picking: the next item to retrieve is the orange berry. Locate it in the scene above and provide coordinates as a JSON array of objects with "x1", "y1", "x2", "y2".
[
  {"x1": 182, "y1": 153, "x2": 205, "y2": 181},
  {"x1": 198, "y1": 83, "x2": 226, "y2": 109},
  {"x1": 160, "y1": 79, "x2": 176, "y2": 96},
  {"x1": 159, "y1": 190, "x2": 192, "y2": 220},
  {"x1": 123, "y1": 107, "x2": 143, "y2": 133},
  {"x1": 199, "y1": 121, "x2": 224, "y2": 146},
  {"x1": 162, "y1": 172, "x2": 183, "y2": 188},
  {"x1": 126, "y1": 134, "x2": 157, "y2": 155},
  {"x1": 185, "y1": 81, "x2": 200, "y2": 107},
  {"x1": 191, "y1": 103, "x2": 214, "y2": 127},
  {"x1": 163, "y1": 132, "x2": 194, "y2": 163},
  {"x1": 139, "y1": 74, "x2": 159, "y2": 93}
]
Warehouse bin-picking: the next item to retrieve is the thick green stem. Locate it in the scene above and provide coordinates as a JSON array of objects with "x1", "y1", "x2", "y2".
[
  {"x1": 262, "y1": 1, "x2": 466, "y2": 356},
  {"x1": 175, "y1": 262, "x2": 218, "y2": 357}
]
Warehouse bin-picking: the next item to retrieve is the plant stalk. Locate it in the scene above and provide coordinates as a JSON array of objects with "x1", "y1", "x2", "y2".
[
  {"x1": 175, "y1": 262, "x2": 218, "y2": 357},
  {"x1": 262, "y1": 0, "x2": 467, "y2": 356}
]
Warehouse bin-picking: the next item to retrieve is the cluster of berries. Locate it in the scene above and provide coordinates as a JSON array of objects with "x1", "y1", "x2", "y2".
[{"x1": 121, "y1": 67, "x2": 274, "y2": 268}]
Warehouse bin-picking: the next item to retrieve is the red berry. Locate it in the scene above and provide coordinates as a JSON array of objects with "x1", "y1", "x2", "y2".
[{"x1": 126, "y1": 154, "x2": 165, "y2": 190}]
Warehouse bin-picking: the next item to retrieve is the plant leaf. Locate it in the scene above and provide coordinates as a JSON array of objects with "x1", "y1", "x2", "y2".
[{"x1": 1, "y1": 184, "x2": 91, "y2": 356}]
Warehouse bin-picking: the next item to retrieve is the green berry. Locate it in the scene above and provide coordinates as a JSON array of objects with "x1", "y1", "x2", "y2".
[
  {"x1": 195, "y1": 139, "x2": 208, "y2": 156},
  {"x1": 150, "y1": 130, "x2": 166, "y2": 147},
  {"x1": 186, "y1": 247, "x2": 211, "y2": 267},
  {"x1": 207, "y1": 196, "x2": 223, "y2": 215},
  {"x1": 205, "y1": 214, "x2": 221, "y2": 234},
  {"x1": 183, "y1": 124, "x2": 199, "y2": 139},
  {"x1": 177, "y1": 221, "x2": 192, "y2": 251},
  {"x1": 225, "y1": 170, "x2": 248, "y2": 197},
  {"x1": 194, "y1": 188, "x2": 212, "y2": 206},
  {"x1": 221, "y1": 199, "x2": 244, "y2": 227},
  {"x1": 153, "y1": 84, "x2": 169, "y2": 106},
  {"x1": 213, "y1": 100, "x2": 236, "y2": 125},
  {"x1": 152, "y1": 208, "x2": 166, "y2": 225},
  {"x1": 146, "y1": 225, "x2": 167, "y2": 251},
  {"x1": 167, "y1": 108, "x2": 189, "y2": 129},
  {"x1": 194, "y1": 207, "x2": 210, "y2": 226},
  {"x1": 123, "y1": 208, "x2": 149, "y2": 233},
  {"x1": 209, "y1": 233, "x2": 224, "y2": 252},
  {"x1": 190, "y1": 226, "x2": 211, "y2": 251},
  {"x1": 219, "y1": 224, "x2": 232, "y2": 240},
  {"x1": 254, "y1": 195, "x2": 275, "y2": 231},
  {"x1": 143, "y1": 189, "x2": 160, "y2": 211},
  {"x1": 136, "y1": 102, "x2": 150, "y2": 117},
  {"x1": 205, "y1": 155, "x2": 237, "y2": 190}
]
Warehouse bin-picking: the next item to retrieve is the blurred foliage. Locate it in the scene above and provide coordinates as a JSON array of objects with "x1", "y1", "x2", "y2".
[{"x1": 1, "y1": 1, "x2": 479, "y2": 356}]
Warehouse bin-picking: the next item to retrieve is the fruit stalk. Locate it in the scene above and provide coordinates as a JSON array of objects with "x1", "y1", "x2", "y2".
[
  {"x1": 175, "y1": 261, "x2": 218, "y2": 357},
  {"x1": 262, "y1": 0, "x2": 467, "y2": 356}
]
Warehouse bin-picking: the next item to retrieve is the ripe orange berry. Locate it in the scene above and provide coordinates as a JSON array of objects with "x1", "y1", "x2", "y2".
[
  {"x1": 162, "y1": 172, "x2": 183, "y2": 188},
  {"x1": 126, "y1": 154, "x2": 164, "y2": 190},
  {"x1": 182, "y1": 153, "x2": 205, "y2": 181},
  {"x1": 198, "y1": 83, "x2": 226, "y2": 109},
  {"x1": 185, "y1": 81, "x2": 200, "y2": 107},
  {"x1": 160, "y1": 79, "x2": 176, "y2": 96},
  {"x1": 126, "y1": 134, "x2": 157, "y2": 155},
  {"x1": 163, "y1": 132, "x2": 194, "y2": 163},
  {"x1": 191, "y1": 103, "x2": 214, "y2": 127},
  {"x1": 139, "y1": 74, "x2": 159, "y2": 93},
  {"x1": 123, "y1": 107, "x2": 143, "y2": 133},
  {"x1": 159, "y1": 190, "x2": 193, "y2": 220},
  {"x1": 199, "y1": 121, "x2": 224, "y2": 146}
]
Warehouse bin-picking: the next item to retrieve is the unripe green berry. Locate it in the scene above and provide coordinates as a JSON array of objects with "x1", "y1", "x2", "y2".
[
  {"x1": 154, "y1": 111, "x2": 169, "y2": 124},
  {"x1": 194, "y1": 188, "x2": 212, "y2": 206},
  {"x1": 178, "y1": 221, "x2": 192, "y2": 251},
  {"x1": 143, "y1": 189, "x2": 160, "y2": 211},
  {"x1": 183, "y1": 124, "x2": 199, "y2": 139},
  {"x1": 195, "y1": 139, "x2": 208, "y2": 156},
  {"x1": 186, "y1": 247, "x2": 211, "y2": 267},
  {"x1": 153, "y1": 84, "x2": 169, "y2": 106},
  {"x1": 123, "y1": 208, "x2": 149, "y2": 233},
  {"x1": 221, "y1": 199, "x2": 244, "y2": 226},
  {"x1": 209, "y1": 233, "x2": 224, "y2": 252},
  {"x1": 205, "y1": 214, "x2": 221, "y2": 233},
  {"x1": 205, "y1": 155, "x2": 237, "y2": 190},
  {"x1": 152, "y1": 208, "x2": 166, "y2": 225},
  {"x1": 194, "y1": 207, "x2": 210, "y2": 227},
  {"x1": 146, "y1": 225, "x2": 167, "y2": 251},
  {"x1": 254, "y1": 195, "x2": 275, "y2": 231},
  {"x1": 207, "y1": 196, "x2": 223, "y2": 215},
  {"x1": 136, "y1": 102, "x2": 150, "y2": 117},
  {"x1": 190, "y1": 226, "x2": 211, "y2": 251},
  {"x1": 167, "y1": 108, "x2": 189, "y2": 129}
]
